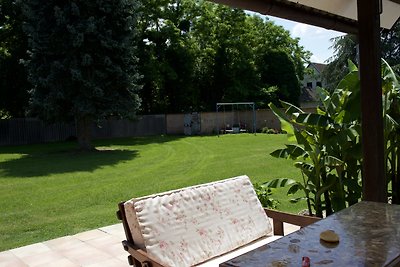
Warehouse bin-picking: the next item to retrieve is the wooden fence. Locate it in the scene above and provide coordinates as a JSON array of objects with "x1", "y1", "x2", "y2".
[
  {"x1": 0, "y1": 115, "x2": 166, "y2": 146},
  {"x1": 0, "y1": 108, "x2": 316, "y2": 146}
]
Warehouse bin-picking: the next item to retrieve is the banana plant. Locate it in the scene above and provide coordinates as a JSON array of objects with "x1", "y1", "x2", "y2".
[
  {"x1": 265, "y1": 61, "x2": 362, "y2": 217},
  {"x1": 267, "y1": 101, "x2": 346, "y2": 217},
  {"x1": 263, "y1": 60, "x2": 400, "y2": 216},
  {"x1": 382, "y1": 59, "x2": 400, "y2": 204}
]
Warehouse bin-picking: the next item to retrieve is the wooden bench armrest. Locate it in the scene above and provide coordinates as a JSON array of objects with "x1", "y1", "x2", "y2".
[
  {"x1": 264, "y1": 208, "x2": 320, "y2": 236},
  {"x1": 122, "y1": 240, "x2": 165, "y2": 267},
  {"x1": 117, "y1": 202, "x2": 166, "y2": 267}
]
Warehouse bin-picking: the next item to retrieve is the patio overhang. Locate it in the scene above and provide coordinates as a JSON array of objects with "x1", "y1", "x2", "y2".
[
  {"x1": 211, "y1": 0, "x2": 400, "y2": 34},
  {"x1": 210, "y1": 0, "x2": 400, "y2": 202},
  {"x1": 212, "y1": 0, "x2": 359, "y2": 34}
]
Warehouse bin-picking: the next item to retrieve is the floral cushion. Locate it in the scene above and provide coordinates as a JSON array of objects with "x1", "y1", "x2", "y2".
[{"x1": 124, "y1": 175, "x2": 272, "y2": 267}]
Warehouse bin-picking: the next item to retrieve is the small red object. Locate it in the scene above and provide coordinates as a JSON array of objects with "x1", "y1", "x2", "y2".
[{"x1": 302, "y1": 256, "x2": 310, "y2": 267}]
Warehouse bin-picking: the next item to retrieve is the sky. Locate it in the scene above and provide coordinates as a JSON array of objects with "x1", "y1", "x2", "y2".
[{"x1": 266, "y1": 16, "x2": 345, "y2": 64}]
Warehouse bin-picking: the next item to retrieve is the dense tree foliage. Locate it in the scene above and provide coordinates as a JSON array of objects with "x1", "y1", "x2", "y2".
[
  {"x1": 323, "y1": 21, "x2": 400, "y2": 91},
  {"x1": 0, "y1": 0, "x2": 310, "y2": 121},
  {"x1": 137, "y1": 0, "x2": 197, "y2": 114},
  {"x1": 21, "y1": 0, "x2": 142, "y2": 150},
  {"x1": 258, "y1": 50, "x2": 300, "y2": 106},
  {"x1": 192, "y1": 4, "x2": 259, "y2": 110},
  {"x1": 381, "y1": 22, "x2": 400, "y2": 71},
  {"x1": 322, "y1": 35, "x2": 358, "y2": 91},
  {"x1": 136, "y1": 0, "x2": 309, "y2": 113},
  {"x1": 0, "y1": 0, "x2": 29, "y2": 117}
]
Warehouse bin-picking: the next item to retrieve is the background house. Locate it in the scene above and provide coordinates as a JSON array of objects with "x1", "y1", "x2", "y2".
[{"x1": 300, "y1": 62, "x2": 326, "y2": 108}]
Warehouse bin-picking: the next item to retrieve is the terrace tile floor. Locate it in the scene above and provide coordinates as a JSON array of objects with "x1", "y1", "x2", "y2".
[{"x1": 0, "y1": 222, "x2": 299, "y2": 267}]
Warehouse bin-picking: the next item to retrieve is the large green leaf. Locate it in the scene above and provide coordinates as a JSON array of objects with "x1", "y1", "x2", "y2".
[
  {"x1": 337, "y1": 71, "x2": 360, "y2": 94},
  {"x1": 344, "y1": 126, "x2": 361, "y2": 141},
  {"x1": 295, "y1": 113, "x2": 333, "y2": 128},
  {"x1": 348, "y1": 59, "x2": 358, "y2": 73},
  {"x1": 294, "y1": 162, "x2": 314, "y2": 177},
  {"x1": 287, "y1": 183, "x2": 301, "y2": 195},
  {"x1": 285, "y1": 144, "x2": 306, "y2": 158},
  {"x1": 263, "y1": 178, "x2": 298, "y2": 188},
  {"x1": 280, "y1": 100, "x2": 304, "y2": 115},
  {"x1": 270, "y1": 144, "x2": 306, "y2": 159},
  {"x1": 382, "y1": 58, "x2": 399, "y2": 87},
  {"x1": 268, "y1": 102, "x2": 289, "y2": 122},
  {"x1": 315, "y1": 174, "x2": 337, "y2": 201},
  {"x1": 385, "y1": 114, "x2": 399, "y2": 131},
  {"x1": 324, "y1": 155, "x2": 344, "y2": 167},
  {"x1": 270, "y1": 148, "x2": 289, "y2": 159},
  {"x1": 294, "y1": 161, "x2": 313, "y2": 170},
  {"x1": 294, "y1": 131, "x2": 312, "y2": 151},
  {"x1": 316, "y1": 87, "x2": 330, "y2": 111},
  {"x1": 289, "y1": 197, "x2": 307, "y2": 203},
  {"x1": 269, "y1": 103, "x2": 296, "y2": 141},
  {"x1": 342, "y1": 85, "x2": 361, "y2": 122},
  {"x1": 324, "y1": 89, "x2": 348, "y2": 117}
]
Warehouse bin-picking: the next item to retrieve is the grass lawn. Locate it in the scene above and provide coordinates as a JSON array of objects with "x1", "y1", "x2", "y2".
[{"x1": 0, "y1": 134, "x2": 305, "y2": 251}]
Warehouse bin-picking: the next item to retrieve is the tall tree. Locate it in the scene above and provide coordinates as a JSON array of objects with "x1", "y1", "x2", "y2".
[
  {"x1": 192, "y1": 4, "x2": 259, "y2": 110},
  {"x1": 0, "y1": 0, "x2": 29, "y2": 117},
  {"x1": 21, "y1": 0, "x2": 142, "y2": 150},
  {"x1": 135, "y1": 0, "x2": 310, "y2": 113},
  {"x1": 323, "y1": 20, "x2": 400, "y2": 91},
  {"x1": 248, "y1": 15, "x2": 310, "y2": 81},
  {"x1": 190, "y1": 2, "x2": 309, "y2": 110},
  {"x1": 322, "y1": 35, "x2": 358, "y2": 91},
  {"x1": 137, "y1": 0, "x2": 197, "y2": 114},
  {"x1": 381, "y1": 21, "x2": 400, "y2": 72},
  {"x1": 258, "y1": 49, "x2": 301, "y2": 106}
]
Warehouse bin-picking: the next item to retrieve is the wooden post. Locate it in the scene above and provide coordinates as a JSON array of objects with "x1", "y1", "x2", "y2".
[{"x1": 357, "y1": 0, "x2": 386, "y2": 202}]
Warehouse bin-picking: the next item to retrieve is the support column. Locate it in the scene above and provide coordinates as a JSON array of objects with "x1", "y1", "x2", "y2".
[{"x1": 357, "y1": 0, "x2": 386, "y2": 202}]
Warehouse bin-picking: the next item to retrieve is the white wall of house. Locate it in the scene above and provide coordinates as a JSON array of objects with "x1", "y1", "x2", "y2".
[
  {"x1": 301, "y1": 64, "x2": 326, "y2": 90},
  {"x1": 299, "y1": 63, "x2": 326, "y2": 108}
]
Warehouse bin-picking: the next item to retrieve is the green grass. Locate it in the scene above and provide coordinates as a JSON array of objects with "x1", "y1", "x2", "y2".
[{"x1": 0, "y1": 134, "x2": 305, "y2": 251}]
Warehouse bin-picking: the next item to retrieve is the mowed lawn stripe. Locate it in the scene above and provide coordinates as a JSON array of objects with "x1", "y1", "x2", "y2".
[{"x1": 0, "y1": 134, "x2": 304, "y2": 251}]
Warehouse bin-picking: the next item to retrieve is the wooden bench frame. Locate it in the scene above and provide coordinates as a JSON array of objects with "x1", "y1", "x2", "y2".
[{"x1": 116, "y1": 202, "x2": 320, "y2": 267}]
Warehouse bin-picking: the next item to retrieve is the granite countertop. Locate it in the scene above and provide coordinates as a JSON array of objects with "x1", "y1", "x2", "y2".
[{"x1": 221, "y1": 201, "x2": 400, "y2": 267}]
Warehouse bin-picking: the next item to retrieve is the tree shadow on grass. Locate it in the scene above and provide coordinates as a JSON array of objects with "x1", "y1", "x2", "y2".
[
  {"x1": 0, "y1": 148, "x2": 139, "y2": 178},
  {"x1": 0, "y1": 135, "x2": 188, "y2": 178}
]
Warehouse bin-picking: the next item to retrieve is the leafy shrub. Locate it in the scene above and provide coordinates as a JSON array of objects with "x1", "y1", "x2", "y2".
[
  {"x1": 253, "y1": 183, "x2": 279, "y2": 209},
  {"x1": 261, "y1": 127, "x2": 278, "y2": 134},
  {"x1": 0, "y1": 110, "x2": 11, "y2": 119},
  {"x1": 266, "y1": 59, "x2": 400, "y2": 216},
  {"x1": 268, "y1": 60, "x2": 363, "y2": 217}
]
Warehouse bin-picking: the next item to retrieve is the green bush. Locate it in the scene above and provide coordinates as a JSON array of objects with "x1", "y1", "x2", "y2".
[
  {"x1": 266, "y1": 59, "x2": 400, "y2": 216},
  {"x1": 261, "y1": 127, "x2": 278, "y2": 134},
  {"x1": 253, "y1": 183, "x2": 279, "y2": 209}
]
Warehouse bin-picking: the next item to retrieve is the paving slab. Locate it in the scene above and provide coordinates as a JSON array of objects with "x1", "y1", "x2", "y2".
[{"x1": 1, "y1": 222, "x2": 297, "y2": 266}]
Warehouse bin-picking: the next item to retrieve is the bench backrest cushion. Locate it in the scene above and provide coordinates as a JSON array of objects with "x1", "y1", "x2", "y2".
[{"x1": 124, "y1": 175, "x2": 272, "y2": 267}]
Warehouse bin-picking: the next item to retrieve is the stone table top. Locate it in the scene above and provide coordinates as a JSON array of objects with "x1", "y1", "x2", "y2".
[{"x1": 220, "y1": 201, "x2": 400, "y2": 267}]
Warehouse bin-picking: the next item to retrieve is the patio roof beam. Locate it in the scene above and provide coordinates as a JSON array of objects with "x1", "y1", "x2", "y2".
[
  {"x1": 357, "y1": 0, "x2": 386, "y2": 202},
  {"x1": 211, "y1": 0, "x2": 358, "y2": 34}
]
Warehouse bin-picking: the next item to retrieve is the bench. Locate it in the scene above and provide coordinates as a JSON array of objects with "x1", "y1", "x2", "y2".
[{"x1": 116, "y1": 175, "x2": 319, "y2": 267}]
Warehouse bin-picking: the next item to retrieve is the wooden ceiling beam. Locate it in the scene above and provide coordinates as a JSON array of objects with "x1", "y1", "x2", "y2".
[{"x1": 211, "y1": 0, "x2": 359, "y2": 34}]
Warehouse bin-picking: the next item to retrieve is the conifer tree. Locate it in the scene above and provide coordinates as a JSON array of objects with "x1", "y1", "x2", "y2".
[{"x1": 21, "y1": 0, "x2": 142, "y2": 150}]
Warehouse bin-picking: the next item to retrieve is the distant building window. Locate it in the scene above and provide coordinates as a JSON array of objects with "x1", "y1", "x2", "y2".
[
  {"x1": 316, "y1": 81, "x2": 322, "y2": 87},
  {"x1": 307, "y1": 82, "x2": 313, "y2": 88}
]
